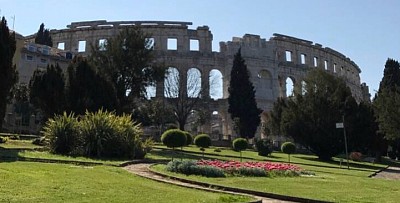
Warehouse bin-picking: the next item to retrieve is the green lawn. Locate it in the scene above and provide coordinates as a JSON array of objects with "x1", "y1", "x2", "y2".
[
  {"x1": 0, "y1": 139, "x2": 42, "y2": 149},
  {"x1": 150, "y1": 146, "x2": 399, "y2": 203},
  {"x1": 0, "y1": 162, "x2": 253, "y2": 203}
]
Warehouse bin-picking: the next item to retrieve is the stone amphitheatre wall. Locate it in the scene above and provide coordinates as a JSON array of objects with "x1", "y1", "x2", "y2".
[{"x1": 27, "y1": 20, "x2": 370, "y2": 138}]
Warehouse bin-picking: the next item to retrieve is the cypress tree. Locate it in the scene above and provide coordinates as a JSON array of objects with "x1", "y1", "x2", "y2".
[
  {"x1": 0, "y1": 17, "x2": 17, "y2": 128},
  {"x1": 35, "y1": 23, "x2": 53, "y2": 47},
  {"x1": 228, "y1": 49, "x2": 262, "y2": 139}
]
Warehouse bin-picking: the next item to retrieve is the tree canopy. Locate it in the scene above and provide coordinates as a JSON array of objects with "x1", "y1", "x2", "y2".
[
  {"x1": 228, "y1": 49, "x2": 262, "y2": 139},
  {"x1": 0, "y1": 17, "x2": 18, "y2": 128},
  {"x1": 34, "y1": 23, "x2": 53, "y2": 47}
]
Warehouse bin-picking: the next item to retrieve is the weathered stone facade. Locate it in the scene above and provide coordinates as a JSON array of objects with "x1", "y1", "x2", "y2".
[{"x1": 23, "y1": 20, "x2": 370, "y2": 138}]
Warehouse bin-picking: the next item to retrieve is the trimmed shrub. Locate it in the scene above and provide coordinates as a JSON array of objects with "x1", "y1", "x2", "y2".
[
  {"x1": 161, "y1": 129, "x2": 187, "y2": 149},
  {"x1": 254, "y1": 138, "x2": 272, "y2": 157},
  {"x1": 166, "y1": 160, "x2": 225, "y2": 177},
  {"x1": 184, "y1": 131, "x2": 193, "y2": 145},
  {"x1": 233, "y1": 138, "x2": 248, "y2": 161},
  {"x1": 194, "y1": 134, "x2": 211, "y2": 148},
  {"x1": 42, "y1": 112, "x2": 81, "y2": 155},
  {"x1": 0, "y1": 136, "x2": 9, "y2": 143},
  {"x1": 281, "y1": 142, "x2": 296, "y2": 164}
]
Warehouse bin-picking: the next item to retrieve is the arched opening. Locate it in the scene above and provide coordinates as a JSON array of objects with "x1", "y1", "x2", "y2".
[
  {"x1": 301, "y1": 80, "x2": 307, "y2": 95},
  {"x1": 286, "y1": 77, "x2": 295, "y2": 97},
  {"x1": 209, "y1": 69, "x2": 223, "y2": 100},
  {"x1": 210, "y1": 110, "x2": 223, "y2": 140},
  {"x1": 143, "y1": 67, "x2": 156, "y2": 99},
  {"x1": 187, "y1": 68, "x2": 201, "y2": 98},
  {"x1": 164, "y1": 67, "x2": 180, "y2": 98}
]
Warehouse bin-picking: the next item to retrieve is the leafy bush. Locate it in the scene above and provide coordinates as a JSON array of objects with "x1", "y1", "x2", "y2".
[
  {"x1": 166, "y1": 160, "x2": 225, "y2": 177},
  {"x1": 232, "y1": 138, "x2": 248, "y2": 151},
  {"x1": 349, "y1": 152, "x2": 363, "y2": 161},
  {"x1": 42, "y1": 112, "x2": 81, "y2": 155},
  {"x1": 281, "y1": 142, "x2": 296, "y2": 163},
  {"x1": 41, "y1": 110, "x2": 147, "y2": 159},
  {"x1": 227, "y1": 167, "x2": 267, "y2": 177},
  {"x1": 184, "y1": 131, "x2": 193, "y2": 145},
  {"x1": 161, "y1": 129, "x2": 187, "y2": 149},
  {"x1": 194, "y1": 134, "x2": 211, "y2": 148},
  {"x1": 254, "y1": 138, "x2": 272, "y2": 157},
  {"x1": 0, "y1": 136, "x2": 9, "y2": 143}
]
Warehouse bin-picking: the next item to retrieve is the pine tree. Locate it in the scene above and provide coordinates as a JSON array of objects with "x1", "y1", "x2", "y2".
[
  {"x1": 34, "y1": 23, "x2": 53, "y2": 47},
  {"x1": 228, "y1": 49, "x2": 262, "y2": 139},
  {"x1": 0, "y1": 17, "x2": 17, "y2": 128}
]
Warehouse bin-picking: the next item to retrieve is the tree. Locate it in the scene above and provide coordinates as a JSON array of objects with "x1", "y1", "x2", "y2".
[
  {"x1": 90, "y1": 27, "x2": 165, "y2": 114},
  {"x1": 12, "y1": 84, "x2": 33, "y2": 128},
  {"x1": 374, "y1": 59, "x2": 400, "y2": 140},
  {"x1": 232, "y1": 138, "x2": 248, "y2": 162},
  {"x1": 29, "y1": 64, "x2": 66, "y2": 120},
  {"x1": 228, "y1": 49, "x2": 262, "y2": 139},
  {"x1": 164, "y1": 68, "x2": 206, "y2": 131},
  {"x1": 281, "y1": 142, "x2": 296, "y2": 164},
  {"x1": 194, "y1": 134, "x2": 211, "y2": 157},
  {"x1": 66, "y1": 57, "x2": 118, "y2": 115},
  {"x1": 280, "y1": 69, "x2": 352, "y2": 160},
  {"x1": 0, "y1": 17, "x2": 17, "y2": 129},
  {"x1": 161, "y1": 129, "x2": 187, "y2": 160},
  {"x1": 34, "y1": 23, "x2": 53, "y2": 47}
]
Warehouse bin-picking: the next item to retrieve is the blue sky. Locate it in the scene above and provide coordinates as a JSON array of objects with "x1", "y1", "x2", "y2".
[{"x1": 2, "y1": 0, "x2": 399, "y2": 95}]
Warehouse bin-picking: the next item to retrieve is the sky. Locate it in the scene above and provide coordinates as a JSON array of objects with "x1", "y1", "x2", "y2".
[{"x1": 1, "y1": 0, "x2": 399, "y2": 96}]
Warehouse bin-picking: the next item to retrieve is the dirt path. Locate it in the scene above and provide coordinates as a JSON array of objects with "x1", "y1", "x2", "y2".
[
  {"x1": 373, "y1": 166, "x2": 400, "y2": 180},
  {"x1": 124, "y1": 163, "x2": 293, "y2": 203}
]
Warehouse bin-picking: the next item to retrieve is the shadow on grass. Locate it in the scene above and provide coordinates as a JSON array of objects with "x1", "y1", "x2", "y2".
[
  {"x1": 0, "y1": 148, "x2": 22, "y2": 162},
  {"x1": 150, "y1": 148, "x2": 212, "y2": 161}
]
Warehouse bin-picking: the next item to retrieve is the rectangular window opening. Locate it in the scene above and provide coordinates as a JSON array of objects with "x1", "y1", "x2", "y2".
[
  {"x1": 324, "y1": 60, "x2": 328, "y2": 70},
  {"x1": 78, "y1": 40, "x2": 86, "y2": 52},
  {"x1": 98, "y1": 39, "x2": 107, "y2": 51},
  {"x1": 167, "y1": 38, "x2": 177, "y2": 50},
  {"x1": 334, "y1": 63, "x2": 337, "y2": 73},
  {"x1": 190, "y1": 39, "x2": 199, "y2": 51},
  {"x1": 145, "y1": 38, "x2": 155, "y2": 50},
  {"x1": 40, "y1": 58, "x2": 47, "y2": 64},
  {"x1": 285, "y1": 51, "x2": 292, "y2": 62},
  {"x1": 300, "y1": 54, "x2": 306, "y2": 64},
  {"x1": 26, "y1": 55, "x2": 34, "y2": 61},
  {"x1": 57, "y1": 42, "x2": 65, "y2": 50},
  {"x1": 313, "y1": 57, "x2": 318, "y2": 67}
]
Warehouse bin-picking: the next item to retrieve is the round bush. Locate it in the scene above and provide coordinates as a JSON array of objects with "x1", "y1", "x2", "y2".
[
  {"x1": 281, "y1": 142, "x2": 296, "y2": 154},
  {"x1": 184, "y1": 131, "x2": 193, "y2": 145},
  {"x1": 254, "y1": 139, "x2": 272, "y2": 156},
  {"x1": 232, "y1": 138, "x2": 248, "y2": 152},
  {"x1": 194, "y1": 134, "x2": 211, "y2": 148},
  {"x1": 161, "y1": 129, "x2": 187, "y2": 148}
]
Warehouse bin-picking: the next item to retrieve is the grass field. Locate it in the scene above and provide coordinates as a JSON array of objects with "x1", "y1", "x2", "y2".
[
  {"x1": 0, "y1": 162, "x2": 252, "y2": 203},
  {"x1": 150, "y1": 145, "x2": 400, "y2": 203}
]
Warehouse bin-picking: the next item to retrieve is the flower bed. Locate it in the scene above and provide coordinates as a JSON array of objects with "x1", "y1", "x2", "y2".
[{"x1": 166, "y1": 159, "x2": 312, "y2": 178}]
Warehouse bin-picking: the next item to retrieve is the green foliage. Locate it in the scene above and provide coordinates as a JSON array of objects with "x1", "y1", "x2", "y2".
[
  {"x1": 228, "y1": 167, "x2": 267, "y2": 177},
  {"x1": 42, "y1": 112, "x2": 81, "y2": 155},
  {"x1": 184, "y1": 131, "x2": 193, "y2": 145},
  {"x1": 29, "y1": 64, "x2": 66, "y2": 120},
  {"x1": 0, "y1": 136, "x2": 9, "y2": 143},
  {"x1": 166, "y1": 160, "x2": 225, "y2": 177},
  {"x1": 194, "y1": 134, "x2": 211, "y2": 148},
  {"x1": 90, "y1": 27, "x2": 165, "y2": 113},
  {"x1": 32, "y1": 137, "x2": 47, "y2": 146},
  {"x1": 281, "y1": 142, "x2": 296, "y2": 154},
  {"x1": 66, "y1": 57, "x2": 118, "y2": 115},
  {"x1": 232, "y1": 138, "x2": 248, "y2": 152},
  {"x1": 0, "y1": 17, "x2": 17, "y2": 128},
  {"x1": 277, "y1": 69, "x2": 353, "y2": 160},
  {"x1": 254, "y1": 138, "x2": 272, "y2": 156},
  {"x1": 161, "y1": 129, "x2": 187, "y2": 149},
  {"x1": 281, "y1": 142, "x2": 296, "y2": 163},
  {"x1": 227, "y1": 49, "x2": 262, "y2": 138},
  {"x1": 41, "y1": 110, "x2": 146, "y2": 159},
  {"x1": 34, "y1": 23, "x2": 53, "y2": 47}
]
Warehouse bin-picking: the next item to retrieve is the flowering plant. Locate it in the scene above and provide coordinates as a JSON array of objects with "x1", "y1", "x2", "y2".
[{"x1": 197, "y1": 160, "x2": 301, "y2": 171}]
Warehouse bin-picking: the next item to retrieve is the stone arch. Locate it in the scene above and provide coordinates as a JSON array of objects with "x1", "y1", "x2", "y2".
[
  {"x1": 286, "y1": 77, "x2": 295, "y2": 97},
  {"x1": 142, "y1": 67, "x2": 156, "y2": 99},
  {"x1": 257, "y1": 69, "x2": 273, "y2": 89},
  {"x1": 209, "y1": 69, "x2": 223, "y2": 99},
  {"x1": 164, "y1": 67, "x2": 180, "y2": 98},
  {"x1": 187, "y1": 68, "x2": 202, "y2": 98},
  {"x1": 301, "y1": 80, "x2": 307, "y2": 95}
]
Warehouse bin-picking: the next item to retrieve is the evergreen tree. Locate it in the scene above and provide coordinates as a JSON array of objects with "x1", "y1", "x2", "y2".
[
  {"x1": 29, "y1": 64, "x2": 66, "y2": 120},
  {"x1": 66, "y1": 57, "x2": 118, "y2": 115},
  {"x1": 228, "y1": 49, "x2": 262, "y2": 139},
  {"x1": 90, "y1": 27, "x2": 165, "y2": 114},
  {"x1": 0, "y1": 17, "x2": 17, "y2": 128},
  {"x1": 374, "y1": 59, "x2": 400, "y2": 140},
  {"x1": 34, "y1": 23, "x2": 53, "y2": 47}
]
